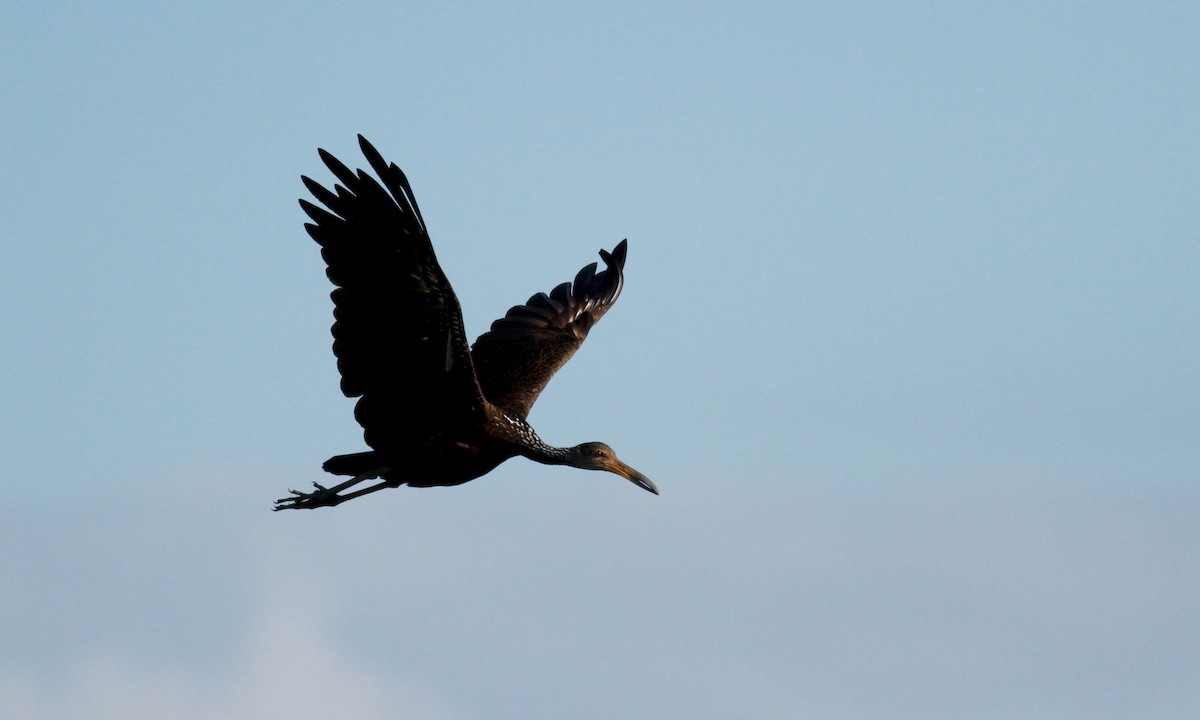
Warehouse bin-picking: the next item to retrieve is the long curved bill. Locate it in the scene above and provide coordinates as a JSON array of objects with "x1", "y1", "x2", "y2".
[{"x1": 608, "y1": 458, "x2": 659, "y2": 495}]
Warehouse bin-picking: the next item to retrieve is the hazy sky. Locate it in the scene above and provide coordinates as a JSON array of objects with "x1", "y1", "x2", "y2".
[{"x1": 3, "y1": 2, "x2": 1198, "y2": 719}]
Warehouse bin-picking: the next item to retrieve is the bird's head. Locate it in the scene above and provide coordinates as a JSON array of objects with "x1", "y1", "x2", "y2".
[{"x1": 570, "y1": 442, "x2": 658, "y2": 495}]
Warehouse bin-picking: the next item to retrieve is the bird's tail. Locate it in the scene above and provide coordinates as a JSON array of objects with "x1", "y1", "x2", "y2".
[{"x1": 322, "y1": 451, "x2": 380, "y2": 476}]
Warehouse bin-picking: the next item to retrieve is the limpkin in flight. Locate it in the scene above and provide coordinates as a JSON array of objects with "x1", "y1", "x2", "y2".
[{"x1": 275, "y1": 136, "x2": 656, "y2": 510}]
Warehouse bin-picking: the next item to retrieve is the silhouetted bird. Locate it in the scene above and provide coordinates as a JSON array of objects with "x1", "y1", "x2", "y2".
[{"x1": 275, "y1": 136, "x2": 656, "y2": 510}]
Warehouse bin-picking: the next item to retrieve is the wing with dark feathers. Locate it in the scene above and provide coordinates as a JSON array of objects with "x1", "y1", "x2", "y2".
[
  {"x1": 470, "y1": 240, "x2": 628, "y2": 419},
  {"x1": 300, "y1": 135, "x2": 486, "y2": 451}
]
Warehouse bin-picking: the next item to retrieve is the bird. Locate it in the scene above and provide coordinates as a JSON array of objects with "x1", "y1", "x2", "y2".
[{"x1": 275, "y1": 136, "x2": 656, "y2": 510}]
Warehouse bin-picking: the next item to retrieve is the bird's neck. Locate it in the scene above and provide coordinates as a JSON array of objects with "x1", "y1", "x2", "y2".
[
  {"x1": 497, "y1": 413, "x2": 574, "y2": 466},
  {"x1": 518, "y1": 432, "x2": 575, "y2": 466},
  {"x1": 523, "y1": 441, "x2": 575, "y2": 466}
]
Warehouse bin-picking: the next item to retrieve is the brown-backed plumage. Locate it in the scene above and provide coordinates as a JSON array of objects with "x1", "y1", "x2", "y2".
[{"x1": 275, "y1": 136, "x2": 655, "y2": 510}]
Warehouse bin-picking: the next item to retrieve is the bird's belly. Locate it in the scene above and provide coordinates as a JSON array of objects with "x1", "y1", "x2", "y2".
[{"x1": 385, "y1": 435, "x2": 513, "y2": 488}]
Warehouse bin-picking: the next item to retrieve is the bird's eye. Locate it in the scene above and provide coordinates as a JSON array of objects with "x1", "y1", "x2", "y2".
[{"x1": 593, "y1": 449, "x2": 606, "y2": 458}]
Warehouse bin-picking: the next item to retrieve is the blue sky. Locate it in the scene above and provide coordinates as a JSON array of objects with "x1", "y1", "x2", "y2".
[{"x1": 2, "y1": 2, "x2": 1198, "y2": 718}]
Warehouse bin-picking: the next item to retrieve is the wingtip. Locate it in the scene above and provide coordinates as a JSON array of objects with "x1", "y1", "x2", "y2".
[
  {"x1": 602, "y1": 239, "x2": 628, "y2": 268},
  {"x1": 300, "y1": 174, "x2": 323, "y2": 194},
  {"x1": 316, "y1": 146, "x2": 357, "y2": 186},
  {"x1": 358, "y1": 134, "x2": 382, "y2": 164}
]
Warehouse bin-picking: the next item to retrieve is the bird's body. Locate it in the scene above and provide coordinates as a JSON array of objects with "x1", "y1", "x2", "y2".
[{"x1": 275, "y1": 136, "x2": 655, "y2": 510}]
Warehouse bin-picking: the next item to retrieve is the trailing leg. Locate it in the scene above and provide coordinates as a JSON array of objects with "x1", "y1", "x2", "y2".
[{"x1": 273, "y1": 469, "x2": 395, "y2": 510}]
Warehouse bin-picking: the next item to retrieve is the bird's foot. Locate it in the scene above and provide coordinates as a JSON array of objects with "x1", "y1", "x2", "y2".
[{"x1": 273, "y1": 482, "x2": 345, "y2": 511}]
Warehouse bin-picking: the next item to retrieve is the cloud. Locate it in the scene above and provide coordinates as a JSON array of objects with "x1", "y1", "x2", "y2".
[
  {"x1": 0, "y1": 571, "x2": 460, "y2": 720},
  {"x1": 3, "y1": 467, "x2": 1198, "y2": 720}
]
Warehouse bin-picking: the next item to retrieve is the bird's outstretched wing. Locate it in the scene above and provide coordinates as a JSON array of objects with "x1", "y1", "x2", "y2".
[
  {"x1": 300, "y1": 136, "x2": 486, "y2": 451},
  {"x1": 471, "y1": 240, "x2": 627, "y2": 419}
]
